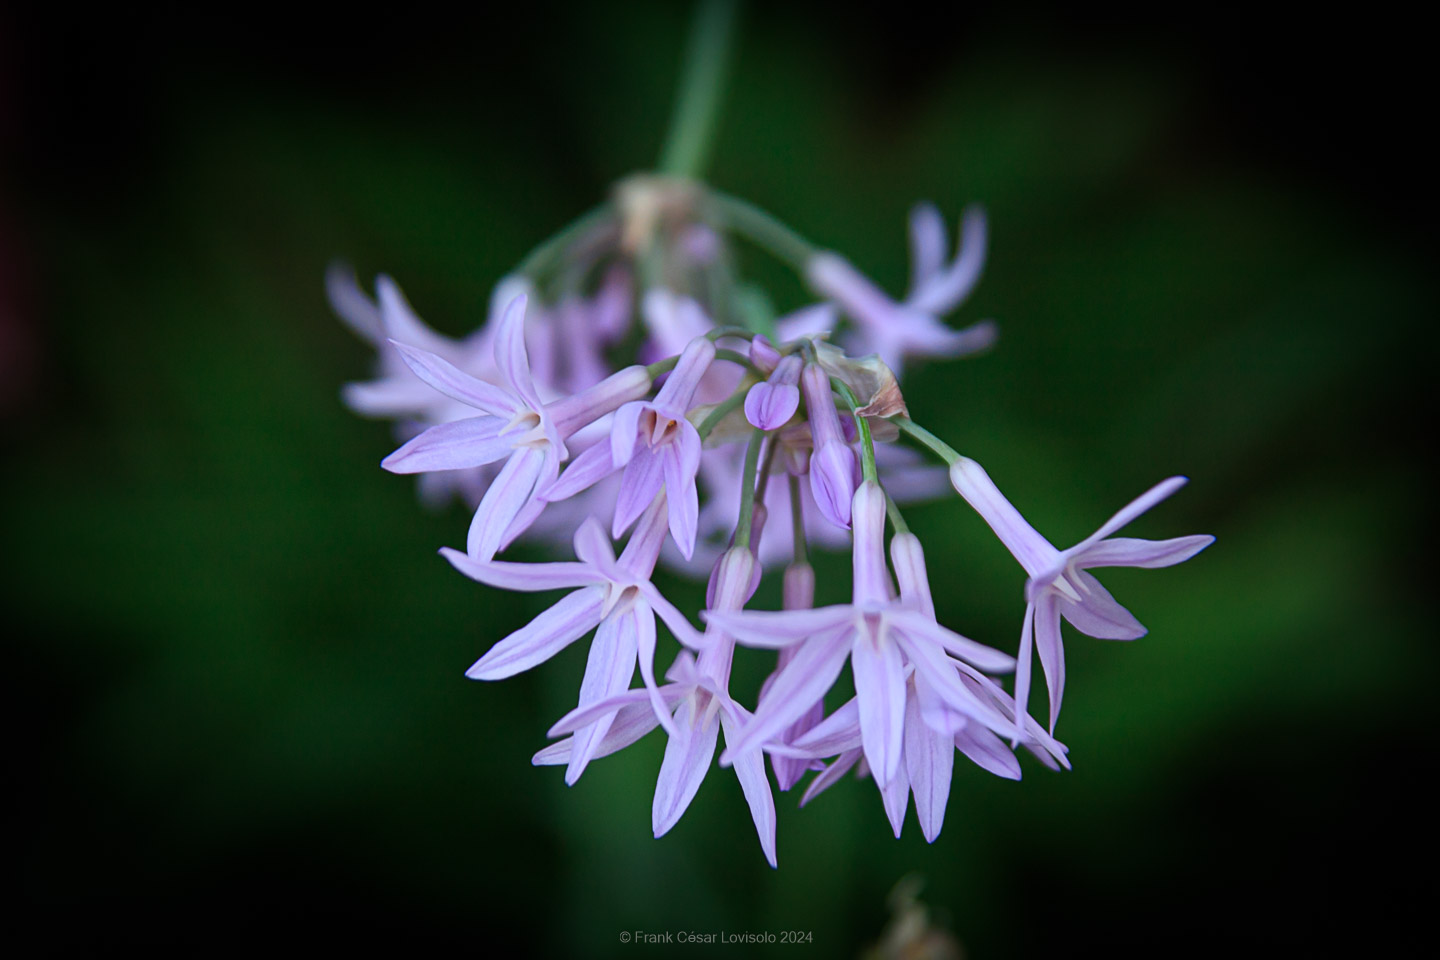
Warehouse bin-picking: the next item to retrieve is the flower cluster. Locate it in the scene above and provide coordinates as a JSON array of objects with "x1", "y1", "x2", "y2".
[{"x1": 332, "y1": 175, "x2": 1212, "y2": 866}]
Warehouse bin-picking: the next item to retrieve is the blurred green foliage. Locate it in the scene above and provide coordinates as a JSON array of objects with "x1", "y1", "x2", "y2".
[{"x1": 7, "y1": 4, "x2": 1430, "y2": 955}]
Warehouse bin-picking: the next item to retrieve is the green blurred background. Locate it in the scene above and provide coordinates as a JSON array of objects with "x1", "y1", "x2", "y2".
[{"x1": 6, "y1": 4, "x2": 1431, "y2": 955}]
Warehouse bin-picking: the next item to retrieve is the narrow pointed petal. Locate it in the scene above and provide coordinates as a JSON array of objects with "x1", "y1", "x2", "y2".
[
  {"x1": 494, "y1": 294, "x2": 544, "y2": 411},
  {"x1": 955, "y1": 725, "x2": 1022, "y2": 780},
  {"x1": 566, "y1": 612, "x2": 640, "y2": 784},
  {"x1": 377, "y1": 276, "x2": 456, "y2": 357},
  {"x1": 662, "y1": 444, "x2": 700, "y2": 560},
  {"x1": 890, "y1": 611, "x2": 1016, "y2": 674},
  {"x1": 542, "y1": 440, "x2": 616, "y2": 503},
  {"x1": 1013, "y1": 601, "x2": 1036, "y2": 739},
  {"x1": 799, "y1": 748, "x2": 863, "y2": 807},
  {"x1": 498, "y1": 452, "x2": 559, "y2": 551},
  {"x1": 548, "y1": 684, "x2": 690, "y2": 737},
  {"x1": 721, "y1": 711, "x2": 779, "y2": 868},
  {"x1": 652, "y1": 696, "x2": 720, "y2": 837},
  {"x1": 613, "y1": 448, "x2": 664, "y2": 538},
  {"x1": 633, "y1": 600, "x2": 678, "y2": 738},
  {"x1": 326, "y1": 262, "x2": 383, "y2": 343},
  {"x1": 382, "y1": 417, "x2": 512, "y2": 474},
  {"x1": 467, "y1": 447, "x2": 545, "y2": 561},
  {"x1": 1079, "y1": 534, "x2": 1215, "y2": 570},
  {"x1": 618, "y1": 494, "x2": 671, "y2": 579},
  {"x1": 465, "y1": 588, "x2": 603, "y2": 680},
  {"x1": 652, "y1": 336, "x2": 716, "y2": 414},
  {"x1": 853, "y1": 630, "x2": 907, "y2": 786},
  {"x1": 908, "y1": 202, "x2": 948, "y2": 290},
  {"x1": 1032, "y1": 592, "x2": 1066, "y2": 733},
  {"x1": 642, "y1": 583, "x2": 709, "y2": 652},
  {"x1": 549, "y1": 366, "x2": 653, "y2": 438},
  {"x1": 534, "y1": 700, "x2": 664, "y2": 766},
  {"x1": 1059, "y1": 570, "x2": 1148, "y2": 640},
  {"x1": 441, "y1": 548, "x2": 605, "y2": 592},
  {"x1": 948, "y1": 457, "x2": 1060, "y2": 577},
  {"x1": 1076, "y1": 476, "x2": 1190, "y2": 552},
  {"x1": 905, "y1": 691, "x2": 955, "y2": 843},
  {"x1": 897, "y1": 631, "x2": 1021, "y2": 739},
  {"x1": 788, "y1": 697, "x2": 863, "y2": 757},
  {"x1": 879, "y1": 750, "x2": 911, "y2": 838},
  {"x1": 609, "y1": 402, "x2": 644, "y2": 468},
  {"x1": 720, "y1": 632, "x2": 852, "y2": 763},
  {"x1": 388, "y1": 339, "x2": 521, "y2": 418},
  {"x1": 908, "y1": 205, "x2": 988, "y2": 314},
  {"x1": 703, "y1": 606, "x2": 855, "y2": 649},
  {"x1": 889, "y1": 533, "x2": 935, "y2": 617}
]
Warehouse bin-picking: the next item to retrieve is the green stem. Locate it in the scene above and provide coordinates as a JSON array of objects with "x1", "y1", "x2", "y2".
[
  {"x1": 706, "y1": 191, "x2": 818, "y2": 271},
  {"x1": 705, "y1": 325, "x2": 756, "y2": 342},
  {"x1": 885, "y1": 494, "x2": 910, "y2": 535},
  {"x1": 734, "y1": 428, "x2": 765, "y2": 549},
  {"x1": 713, "y1": 348, "x2": 763, "y2": 377},
  {"x1": 658, "y1": 0, "x2": 739, "y2": 179},
  {"x1": 831, "y1": 378, "x2": 877, "y2": 484},
  {"x1": 516, "y1": 202, "x2": 613, "y2": 279},
  {"x1": 788, "y1": 473, "x2": 809, "y2": 565},
  {"x1": 892, "y1": 417, "x2": 960, "y2": 466},
  {"x1": 645, "y1": 355, "x2": 680, "y2": 380}
]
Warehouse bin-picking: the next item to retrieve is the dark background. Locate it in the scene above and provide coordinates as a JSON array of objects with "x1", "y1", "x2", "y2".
[{"x1": 5, "y1": 3, "x2": 1432, "y2": 955}]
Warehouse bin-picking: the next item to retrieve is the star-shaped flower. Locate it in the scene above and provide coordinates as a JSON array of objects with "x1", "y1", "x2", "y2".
[{"x1": 949, "y1": 456, "x2": 1215, "y2": 732}]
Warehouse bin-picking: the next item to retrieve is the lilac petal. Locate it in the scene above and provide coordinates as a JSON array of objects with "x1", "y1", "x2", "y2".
[
  {"x1": 1033, "y1": 592, "x2": 1066, "y2": 733},
  {"x1": 633, "y1": 599, "x2": 678, "y2": 738},
  {"x1": 652, "y1": 336, "x2": 716, "y2": 415},
  {"x1": 1059, "y1": 570, "x2": 1148, "y2": 641},
  {"x1": 852, "y1": 630, "x2": 906, "y2": 786},
  {"x1": 497, "y1": 454, "x2": 558, "y2": 551},
  {"x1": 1078, "y1": 534, "x2": 1215, "y2": 570},
  {"x1": 898, "y1": 631, "x2": 1020, "y2": 739},
  {"x1": 533, "y1": 699, "x2": 663, "y2": 767},
  {"x1": 721, "y1": 710, "x2": 779, "y2": 868},
  {"x1": 377, "y1": 276, "x2": 457, "y2": 357},
  {"x1": 908, "y1": 202, "x2": 948, "y2": 290},
  {"x1": 441, "y1": 548, "x2": 604, "y2": 592},
  {"x1": 719, "y1": 632, "x2": 852, "y2": 763},
  {"x1": 465, "y1": 588, "x2": 604, "y2": 680},
  {"x1": 662, "y1": 444, "x2": 700, "y2": 560},
  {"x1": 948, "y1": 457, "x2": 1060, "y2": 577},
  {"x1": 467, "y1": 447, "x2": 545, "y2": 560},
  {"x1": 703, "y1": 607, "x2": 855, "y2": 649},
  {"x1": 382, "y1": 417, "x2": 512, "y2": 474},
  {"x1": 775, "y1": 303, "x2": 837, "y2": 341},
  {"x1": 770, "y1": 698, "x2": 828, "y2": 790},
  {"x1": 572, "y1": 517, "x2": 618, "y2": 573},
  {"x1": 955, "y1": 724, "x2": 1022, "y2": 780},
  {"x1": 613, "y1": 448, "x2": 665, "y2": 538},
  {"x1": 642, "y1": 582, "x2": 709, "y2": 652},
  {"x1": 911, "y1": 668, "x2": 966, "y2": 737},
  {"x1": 388, "y1": 339, "x2": 521, "y2": 418},
  {"x1": 788, "y1": 697, "x2": 862, "y2": 757},
  {"x1": 908, "y1": 205, "x2": 988, "y2": 315},
  {"x1": 652, "y1": 695, "x2": 720, "y2": 838},
  {"x1": 494, "y1": 294, "x2": 544, "y2": 412},
  {"x1": 905, "y1": 690, "x2": 955, "y2": 843},
  {"x1": 326, "y1": 262, "x2": 383, "y2": 344},
  {"x1": 799, "y1": 748, "x2": 863, "y2": 807},
  {"x1": 341, "y1": 377, "x2": 437, "y2": 418},
  {"x1": 609, "y1": 402, "x2": 644, "y2": 468},
  {"x1": 566, "y1": 611, "x2": 640, "y2": 784},
  {"x1": 542, "y1": 440, "x2": 616, "y2": 503},
  {"x1": 618, "y1": 494, "x2": 671, "y2": 579},
  {"x1": 879, "y1": 747, "x2": 911, "y2": 839},
  {"x1": 1013, "y1": 601, "x2": 1036, "y2": 740},
  {"x1": 809, "y1": 441, "x2": 857, "y2": 530},
  {"x1": 745, "y1": 382, "x2": 801, "y2": 431},
  {"x1": 890, "y1": 611, "x2": 1016, "y2": 674},
  {"x1": 1074, "y1": 476, "x2": 1190, "y2": 553},
  {"x1": 548, "y1": 684, "x2": 689, "y2": 737},
  {"x1": 548, "y1": 366, "x2": 653, "y2": 439}
]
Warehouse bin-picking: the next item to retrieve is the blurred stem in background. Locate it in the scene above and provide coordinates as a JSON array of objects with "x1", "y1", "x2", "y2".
[{"x1": 658, "y1": 0, "x2": 739, "y2": 179}]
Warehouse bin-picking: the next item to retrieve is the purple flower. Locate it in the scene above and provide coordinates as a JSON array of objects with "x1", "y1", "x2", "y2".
[
  {"x1": 536, "y1": 547, "x2": 779, "y2": 866},
  {"x1": 382, "y1": 294, "x2": 650, "y2": 560},
  {"x1": 803, "y1": 204, "x2": 995, "y2": 373},
  {"x1": 544, "y1": 336, "x2": 716, "y2": 560},
  {"x1": 442, "y1": 496, "x2": 705, "y2": 784},
  {"x1": 708, "y1": 482, "x2": 1017, "y2": 787},
  {"x1": 950, "y1": 456, "x2": 1215, "y2": 731}
]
